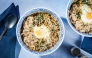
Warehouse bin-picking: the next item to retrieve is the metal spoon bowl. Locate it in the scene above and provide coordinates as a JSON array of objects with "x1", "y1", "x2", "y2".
[{"x1": 0, "y1": 14, "x2": 17, "y2": 40}]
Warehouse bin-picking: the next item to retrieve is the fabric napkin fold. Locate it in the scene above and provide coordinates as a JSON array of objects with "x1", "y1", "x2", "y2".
[
  {"x1": 0, "y1": 3, "x2": 20, "y2": 58},
  {"x1": 81, "y1": 37, "x2": 92, "y2": 55}
]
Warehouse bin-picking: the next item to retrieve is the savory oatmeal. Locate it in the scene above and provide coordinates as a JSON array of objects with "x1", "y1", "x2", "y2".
[
  {"x1": 21, "y1": 12, "x2": 60, "y2": 52},
  {"x1": 69, "y1": 0, "x2": 92, "y2": 34}
]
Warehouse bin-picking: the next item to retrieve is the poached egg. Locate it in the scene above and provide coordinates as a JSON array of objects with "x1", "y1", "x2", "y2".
[
  {"x1": 80, "y1": 4, "x2": 92, "y2": 24},
  {"x1": 33, "y1": 25, "x2": 50, "y2": 39}
]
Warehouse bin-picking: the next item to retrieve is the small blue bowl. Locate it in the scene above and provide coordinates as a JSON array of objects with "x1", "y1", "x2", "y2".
[
  {"x1": 66, "y1": 0, "x2": 92, "y2": 37},
  {"x1": 16, "y1": 8, "x2": 65, "y2": 56}
]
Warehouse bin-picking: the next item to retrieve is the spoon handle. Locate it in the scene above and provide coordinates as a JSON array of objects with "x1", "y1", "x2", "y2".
[{"x1": 0, "y1": 27, "x2": 8, "y2": 40}]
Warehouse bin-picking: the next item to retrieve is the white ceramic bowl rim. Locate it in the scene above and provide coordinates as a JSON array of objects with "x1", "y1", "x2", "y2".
[
  {"x1": 16, "y1": 8, "x2": 65, "y2": 56},
  {"x1": 66, "y1": 0, "x2": 92, "y2": 37}
]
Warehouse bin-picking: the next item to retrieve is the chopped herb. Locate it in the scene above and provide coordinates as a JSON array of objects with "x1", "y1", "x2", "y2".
[
  {"x1": 40, "y1": 46, "x2": 44, "y2": 47},
  {"x1": 52, "y1": 22, "x2": 55, "y2": 25},
  {"x1": 36, "y1": 16, "x2": 40, "y2": 24},
  {"x1": 82, "y1": 0, "x2": 90, "y2": 5},
  {"x1": 40, "y1": 13, "x2": 44, "y2": 20},
  {"x1": 41, "y1": 40, "x2": 45, "y2": 44},
  {"x1": 73, "y1": 0, "x2": 79, "y2": 4},
  {"x1": 73, "y1": 2, "x2": 78, "y2": 4},
  {"x1": 77, "y1": 12, "x2": 81, "y2": 18},
  {"x1": 36, "y1": 13, "x2": 44, "y2": 24},
  {"x1": 33, "y1": 21, "x2": 36, "y2": 26},
  {"x1": 82, "y1": 0, "x2": 89, "y2": 4}
]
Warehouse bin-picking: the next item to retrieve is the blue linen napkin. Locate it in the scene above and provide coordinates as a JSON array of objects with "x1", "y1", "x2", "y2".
[
  {"x1": 0, "y1": 3, "x2": 20, "y2": 58},
  {"x1": 81, "y1": 37, "x2": 92, "y2": 55}
]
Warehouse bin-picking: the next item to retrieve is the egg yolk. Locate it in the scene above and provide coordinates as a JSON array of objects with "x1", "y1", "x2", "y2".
[
  {"x1": 36, "y1": 28, "x2": 44, "y2": 36},
  {"x1": 86, "y1": 12, "x2": 92, "y2": 19}
]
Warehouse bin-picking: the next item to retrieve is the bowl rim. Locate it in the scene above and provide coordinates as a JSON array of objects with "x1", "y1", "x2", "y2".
[
  {"x1": 66, "y1": 0, "x2": 92, "y2": 37},
  {"x1": 16, "y1": 8, "x2": 65, "y2": 56}
]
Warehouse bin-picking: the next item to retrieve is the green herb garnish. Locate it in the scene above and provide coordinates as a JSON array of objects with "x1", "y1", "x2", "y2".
[
  {"x1": 82, "y1": 0, "x2": 89, "y2": 4},
  {"x1": 77, "y1": 12, "x2": 81, "y2": 19},
  {"x1": 36, "y1": 13, "x2": 44, "y2": 25},
  {"x1": 73, "y1": 1, "x2": 79, "y2": 4},
  {"x1": 41, "y1": 40, "x2": 45, "y2": 44},
  {"x1": 82, "y1": 0, "x2": 91, "y2": 6},
  {"x1": 40, "y1": 13, "x2": 44, "y2": 20},
  {"x1": 52, "y1": 22, "x2": 55, "y2": 25},
  {"x1": 33, "y1": 21, "x2": 36, "y2": 27}
]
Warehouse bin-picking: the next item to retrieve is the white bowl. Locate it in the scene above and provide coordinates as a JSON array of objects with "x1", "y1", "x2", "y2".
[
  {"x1": 66, "y1": 0, "x2": 92, "y2": 37},
  {"x1": 16, "y1": 8, "x2": 65, "y2": 56}
]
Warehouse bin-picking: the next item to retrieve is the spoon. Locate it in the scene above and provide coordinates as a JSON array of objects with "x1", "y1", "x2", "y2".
[{"x1": 0, "y1": 14, "x2": 17, "y2": 40}]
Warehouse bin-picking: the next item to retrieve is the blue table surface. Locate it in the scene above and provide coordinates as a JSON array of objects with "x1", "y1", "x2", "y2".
[{"x1": 0, "y1": 0, "x2": 92, "y2": 58}]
